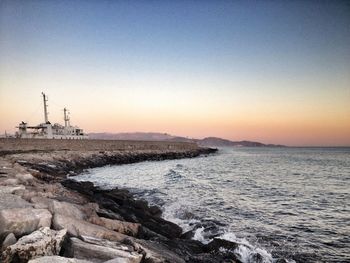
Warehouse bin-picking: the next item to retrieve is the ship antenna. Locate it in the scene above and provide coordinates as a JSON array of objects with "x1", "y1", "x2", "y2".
[{"x1": 42, "y1": 92, "x2": 49, "y2": 123}]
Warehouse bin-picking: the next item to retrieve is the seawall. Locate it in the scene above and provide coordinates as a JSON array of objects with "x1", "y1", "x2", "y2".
[{"x1": 0, "y1": 138, "x2": 198, "y2": 155}]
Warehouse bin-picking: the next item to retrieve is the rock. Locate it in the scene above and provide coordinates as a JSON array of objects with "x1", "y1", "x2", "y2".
[
  {"x1": 88, "y1": 216, "x2": 141, "y2": 237},
  {"x1": 49, "y1": 200, "x2": 86, "y2": 220},
  {"x1": 0, "y1": 185, "x2": 26, "y2": 195},
  {"x1": 1, "y1": 227, "x2": 67, "y2": 262},
  {"x1": 29, "y1": 256, "x2": 92, "y2": 263},
  {"x1": 80, "y1": 202, "x2": 100, "y2": 218},
  {"x1": 180, "y1": 230, "x2": 195, "y2": 240},
  {"x1": 0, "y1": 193, "x2": 33, "y2": 210},
  {"x1": 31, "y1": 196, "x2": 53, "y2": 209},
  {"x1": 62, "y1": 180, "x2": 183, "y2": 239},
  {"x1": 21, "y1": 190, "x2": 38, "y2": 202},
  {"x1": 204, "y1": 238, "x2": 239, "y2": 252},
  {"x1": 0, "y1": 208, "x2": 52, "y2": 237},
  {"x1": 62, "y1": 180, "x2": 95, "y2": 196},
  {"x1": 2, "y1": 178, "x2": 19, "y2": 186},
  {"x1": 96, "y1": 208, "x2": 125, "y2": 221},
  {"x1": 65, "y1": 237, "x2": 142, "y2": 263},
  {"x1": 1, "y1": 233, "x2": 17, "y2": 249},
  {"x1": 52, "y1": 214, "x2": 127, "y2": 242},
  {"x1": 16, "y1": 173, "x2": 35, "y2": 184},
  {"x1": 133, "y1": 239, "x2": 186, "y2": 263}
]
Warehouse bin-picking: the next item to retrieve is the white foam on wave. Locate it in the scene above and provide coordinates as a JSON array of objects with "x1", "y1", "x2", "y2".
[
  {"x1": 162, "y1": 202, "x2": 296, "y2": 263},
  {"x1": 162, "y1": 201, "x2": 201, "y2": 232}
]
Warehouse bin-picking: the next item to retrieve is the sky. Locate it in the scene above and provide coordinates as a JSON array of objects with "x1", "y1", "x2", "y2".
[{"x1": 0, "y1": 0, "x2": 349, "y2": 146}]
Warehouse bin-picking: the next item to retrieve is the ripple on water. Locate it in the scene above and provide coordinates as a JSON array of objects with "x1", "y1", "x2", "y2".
[{"x1": 74, "y1": 147, "x2": 350, "y2": 263}]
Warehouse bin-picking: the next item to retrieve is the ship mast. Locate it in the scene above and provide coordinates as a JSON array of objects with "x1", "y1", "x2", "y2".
[
  {"x1": 63, "y1": 107, "x2": 70, "y2": 127},
  {"x1": 42, "y1": 92, "x2": 49, "y2": 123}
]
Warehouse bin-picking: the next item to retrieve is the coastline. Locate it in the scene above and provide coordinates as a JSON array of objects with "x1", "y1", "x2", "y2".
[{"x1": 0, "y1": 139, "x2": 253, "y2": 263}]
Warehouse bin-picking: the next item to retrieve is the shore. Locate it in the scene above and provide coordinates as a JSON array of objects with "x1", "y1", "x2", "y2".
[{"x1": 0, "y1": 138, "x2": 250, "y2": 263}]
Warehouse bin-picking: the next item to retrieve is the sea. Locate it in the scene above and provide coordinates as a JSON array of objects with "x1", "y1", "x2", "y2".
[{"x1": 74, "y1": 147, "x2": 350, "y2": 263}]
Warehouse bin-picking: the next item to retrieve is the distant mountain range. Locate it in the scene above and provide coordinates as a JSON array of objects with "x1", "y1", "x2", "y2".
[{"x1": 88, "y1": 132, "x2": 285, "y2": 147}]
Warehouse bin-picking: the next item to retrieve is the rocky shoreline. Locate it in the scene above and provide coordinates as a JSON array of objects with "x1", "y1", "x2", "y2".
[{"x1": 0, "y1": 145, "x2": 281, "y2": 263}]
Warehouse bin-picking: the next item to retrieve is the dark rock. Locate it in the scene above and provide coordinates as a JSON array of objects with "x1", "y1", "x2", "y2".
[
  {"x1": 148, "y1": 206, "x2": 162, "y2": 217},
  {"x1": 62, "y1": 180, "x2": 183, "y2": 239},
  {"x1": 204, "y1": 238, "x2": 239, "y2": 252},
  {"x1": 180, "y1": 230, "x2": 195, "y2": 240}
]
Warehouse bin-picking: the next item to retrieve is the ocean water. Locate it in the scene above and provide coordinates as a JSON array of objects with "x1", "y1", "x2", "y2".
[{"x1": 74, "y1": 147, "x2": 350, "y2": 263}]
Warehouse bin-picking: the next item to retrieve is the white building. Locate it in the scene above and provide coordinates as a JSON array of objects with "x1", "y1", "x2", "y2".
[{"x1": 16, "y1": 93, "x2": 88, "y2": 139}]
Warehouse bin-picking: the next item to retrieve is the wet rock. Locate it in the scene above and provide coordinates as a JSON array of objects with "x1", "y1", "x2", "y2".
[
  {"x1": 1, "y1": 233, "x2": 17, "y2": 249},
  {"x1": 88, "y1": 216, "x2": 141, "y2": 237},
  {"x1": 0, "y1": 208, "x2": 52, "y2": 237},
  {"x1": 62, "y1": 180, "x2": 95, "y2": 196},
  {"x1": 52, "y1": 214, "x2": 127, "y2": 242},
  {"x1": 1, "y1": 227, "x2": 67, "y2": 262},
  {"x1": 148, "y1": 206, "x2": 162, "y2": 217},
  {"x1": 29, "y1": 256, "x2": 92, "y2": 263},
  {"x1": 96, "y1": 208, "x2": 125, "y2": 221},
  {"x1": 133, "y1": 239, "x2": 186, "y2": 263},
  {"x1": 204, "y1": 238, "x2": 239, "y2": 252},
  {"x1": 65, "y1": 237, "x2": 142, "y2": 263},
  {"x1": 180, "y1": 230, "x2": 195, "y2": 240},
  {"x1": 62, "y1": 180, "x2": 183, "y2": 239}
]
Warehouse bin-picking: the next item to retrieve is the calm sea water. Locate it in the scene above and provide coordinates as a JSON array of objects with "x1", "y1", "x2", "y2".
[{"x1": 75, "y1": 147, "x2": 350, "y2": 263}]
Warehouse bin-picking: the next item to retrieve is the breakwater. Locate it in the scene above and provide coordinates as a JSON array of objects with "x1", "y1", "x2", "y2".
[{"x1": 0, "y1": 139, "x2": 225, "y2": 263}]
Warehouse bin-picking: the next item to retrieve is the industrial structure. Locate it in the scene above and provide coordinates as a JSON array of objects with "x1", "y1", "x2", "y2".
[{"x1": 16, "y1": 93, "x2": 88, "y2": 139}]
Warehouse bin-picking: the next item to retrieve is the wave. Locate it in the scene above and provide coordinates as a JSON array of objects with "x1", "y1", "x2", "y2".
[{"x1": 164, "y1": 203, "x2": 296, "y2": 263}]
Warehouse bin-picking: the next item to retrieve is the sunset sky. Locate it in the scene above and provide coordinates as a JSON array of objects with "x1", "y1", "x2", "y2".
[{"x1": 0, "y1": 1, "x2": 349, "y2": 146}]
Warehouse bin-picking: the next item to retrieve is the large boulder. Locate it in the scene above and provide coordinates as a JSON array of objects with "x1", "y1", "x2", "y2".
[
  {"x1": 0, "y1": 208, "x2": 52, "y2": 237},
  {"x1": 0, "y1": 193, "x2": 32, "y2": 210},
  {"x1": 65, "y1": 237, "x2": 142, "y2": 263},
  {"x1": 29, "y1": 256, "x2": 92, "y2": 263},
  {"x1": 52, "y1": 214, "x2": 127, "y2": 242},
  {"x1": 88, "y1": 217, "x2": 141, "y2": 237},
  {"x1": 49, "y1": 200, "x2": 86, "y2": 220},
  {"x1": 1, "y1": 227, "x2": 67, "y2": 262}
]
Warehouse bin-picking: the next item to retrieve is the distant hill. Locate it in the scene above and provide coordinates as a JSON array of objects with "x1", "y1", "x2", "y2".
[{"x1": 88, "y1": 132, "x2": 284, "y2": 147}]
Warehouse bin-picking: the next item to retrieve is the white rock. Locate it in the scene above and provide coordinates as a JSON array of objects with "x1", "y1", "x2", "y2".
[
  {"x1": 16, "y1": 173, "x2": 34, "y2": 184},
  {"x1": 0, "y1": 185, "x2": 26, "y2": 194},
  {"x1": 0, "y1": 193, "x2": 32, "y2": 210},
  {"x1": 88, "y1": 217, "x2": 140, "y2": 237},
  {"x1": 67, "y1": 237, "x2": 142, "y2": 263},
  {"x1": 1, "y1": 227, "x2": 67, "y2": 263},
  {"x1": 53, "y1": 214, "x2": 127, "y2": 242},
  {"x1": 49, "y1": 200, "x2": 86, "y2": 220},
  {"x1": 29, "y1": 255, "x2": 92, "y2": 263},
  {"x1": 0, "y1": 208, "x2": 52, "y2": 237}
]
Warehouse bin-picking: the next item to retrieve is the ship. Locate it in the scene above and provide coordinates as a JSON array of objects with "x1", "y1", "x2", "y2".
[{"x1": 16, "y1": 92, "x2": 88, "y2": 139}]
